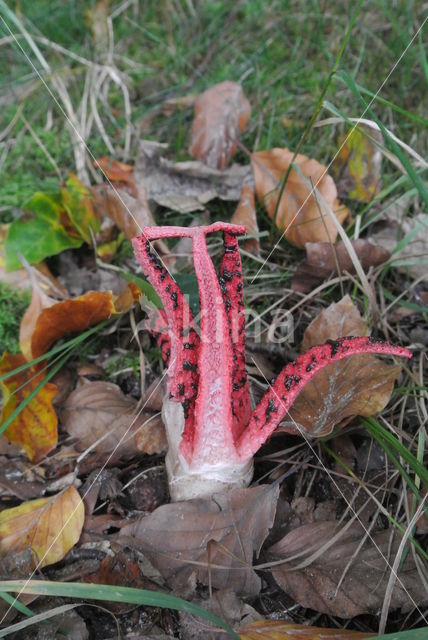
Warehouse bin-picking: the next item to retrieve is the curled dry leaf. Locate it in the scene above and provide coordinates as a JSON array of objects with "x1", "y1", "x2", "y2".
[
  {"x1": 19, "y1": 277, "x2": 58, "y2": 361},
  {"x1": 282, "y1": 296, "x2": 402, "y2": 437},
  {"x1": 92, "y1": 183, "x2": 157, "y2": 241},
  {"x1": 230, "y1": 182, "x2": 260, "y2": 254},
  {"x1": 189, "y1": 81, "x2": 251, "y2": 170},
  {"x1": 119, "y1": 484, "x2": 279, "y2": 597},
  {"x1": 24, "y1": 285, "x2": 138, "y2": 361},
  {"x1": 60, "y1": 381, "x2": 166, "y2": 460},
  {"x1": 292, "y1": 239, "x2": 390, "y2": 293},
  {"x1": 238, "y1": 620, "x2": 372, "y2": 639},
  {"x1": 332, "y1": 125, "x2": 382, "y2": 202},
  {"x1": 94, "y1": 156, "x2": 135, "y2": 189},
  {"x1": 268, "y1": 521, "x2": 426, "y2": 617},
  {"x1": 135, "y1": 139, "x2": 251, "y2": 213},
  {"x1": 0, "y1": 352, "x2": 58, "y2": 462},
  {"x1": 0, "y1": 486, "x2": 84, "y2": 569},
  {"x1": 251, "y1": 148, "x2": 348, "y2": 248}
]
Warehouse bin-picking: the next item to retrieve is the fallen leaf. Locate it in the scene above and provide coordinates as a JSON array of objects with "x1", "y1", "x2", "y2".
[
  {"x1": 251, "y1": 148, "x2": 348, "y2": 248},
  {"x1": 0, "y1": 486, "x2": 84, "y2": 569},
  {"x1": 81, "y1": 551, "x2": 159, "y2": 613},
  {"x1": 268, "y1": 521, "x2": 426, "y2": 617},
  {"x1": 91, "y1": 183, "x2": 156, "y2": 241},
  {"x1": 19, "y1": 277, "x2": 58, "y2": 361},
  {"x1": 230, "y1": 182, "x2": 260, "y2": 253},
  {"x1": 59, "y1": 381, "x2": 166, "y2": 459},
  {"x1": 292, "y1": 239, "x2": 390, "y2": 293},
  {"x1": 27, "y1": 285, "x2": 138, "y2": 360},
  {"x1": 283, "y1": 296, "x2": 401, "y2": 437},
  {"x1": 0, "y1": 352, "x2": 58, "y2": 462},
  {"x1": 94, "y1": 156, "x2": 135, "y2": 187},
  {"x1": 238, "y1": 620, "x2": 372, "y2": 639},
  {"x1": 135, "y1": 139, "x2": 251, "y2": 213},
  {"x1": 189, "y1": 81, "x2": 251, "y2": 170},
  {"x1": 371, "y1": 213, "x2": 428, "y2": 280},
  {"x1": 332, "y1": 125, "x2": 382, "y2": 202},
  {"x1": 180, "y1": 589, "x2": 261, "y2": 639},
  {"x1": 119, "y1": 484, "x2": 279, "y2": 597}
]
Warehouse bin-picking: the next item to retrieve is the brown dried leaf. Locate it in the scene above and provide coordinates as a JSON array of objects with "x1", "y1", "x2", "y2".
[
  {"x1": 0, "y1": 486, "x2": 84, "y2": 569},
  {"x1": 91, "y1": 183, "x2": 157, "y2": 241},
  {"x1": 94, "y1": 156, "x2": 135, "y2": 186},
  {"x1": 292, "y1": 239, "x2": 390, "y2": 293},
  {"x1": 135, "y1": 139, "x2": 251, "y2": 213},
  {"x1": 251, "y1": 148, "x2": 349, "y2": 248},
  {"x1": 60, "y1": 381, "x2": 166, "y2": 459},
  {"x1": 284, "y1": 296, "x2": 401, "y2": 437},
  {"x1": 189, "y1": 81, "x2": 251, "y2": 170},
  {"x1": 119, "y1": 484, "x2": 279, "y2": 597},
  {"x1": 238, "y1": 620, "x2": 372, "y2": 639},
  {"x1": 231, "y1": 183, "x2": 260, "y2": 254},
  {"x1": 269, "y1": 521, "x2": 426, "y2": 617}
]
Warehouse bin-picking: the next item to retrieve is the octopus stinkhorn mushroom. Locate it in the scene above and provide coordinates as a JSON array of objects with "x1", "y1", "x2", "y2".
[{"x1": 132, "y1": 223, "x2": 411, "y2": 502}]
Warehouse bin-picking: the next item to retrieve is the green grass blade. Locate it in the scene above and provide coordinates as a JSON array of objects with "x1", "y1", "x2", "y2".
[
  {"x1": 0, "y1": 581, "x2": 239, "y2": 638},
  {"x1": 0, "y1": 604, "x2": 77, "y2": 638}
]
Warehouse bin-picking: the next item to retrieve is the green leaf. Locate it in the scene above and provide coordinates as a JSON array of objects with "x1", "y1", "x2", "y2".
[
  {"x1": 61, "y1": 174, "x2": 100, "y2": 244},
  {"x1": 5, "y1": 192, "x2": 83, "y2": 271}
]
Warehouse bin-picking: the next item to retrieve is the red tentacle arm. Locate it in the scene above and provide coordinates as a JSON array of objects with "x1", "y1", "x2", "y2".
[
  {"x1": 219, "y1": 230, "x2": 251, "y2": 440},
  {"x1": 236, "y1": 337, "x2": 412, "y2": 461},
  {"x1": 188, "y1": 227, "x2": 241, "y2": 466},
  {"x1": 132, "y1": 236, "x2": 199, "y2": 406}
]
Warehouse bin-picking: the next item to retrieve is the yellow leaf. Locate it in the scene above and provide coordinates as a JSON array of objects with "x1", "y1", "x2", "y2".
[
  {"x1": 0, "y1": 352, "x2": 58, "y2": 462},
  {"x1": 0, "y1": 487, "x2": 84, "y2": 569},
  {"x1": 332, "y1": 125, "x2": 382, "y2": 203}
]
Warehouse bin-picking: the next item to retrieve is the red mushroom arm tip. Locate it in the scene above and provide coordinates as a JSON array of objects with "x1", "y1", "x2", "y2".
[{"x1": 236, "y1": 337, "x2": 412, "y2": 461}]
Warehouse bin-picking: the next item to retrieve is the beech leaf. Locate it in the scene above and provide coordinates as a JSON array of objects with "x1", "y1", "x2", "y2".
[
  {"x1": 189, "y1": 81, "x2": 251, "y2": 170},
  {"x1": 0, "y1": 486, "x2": 84, "y2": 569},
  {"x1": 251, "y1": 148, "x2": 348, "y2": 248},
  {"x1": 282, "y1": 296, "x2": 402, "y2": 437},
  {"x1": 0, "y1": 352, "x2": 58, "y2": 462},
  {"x1": 24, "y1": 285, "x2": 138, "y2": 360},
  {"x1": 268, "y1": 521, "x2": 426, "y2": 617},
  {"x1": 59, "y1": 381, "x2": 166, "y2": 460},
  {"x1": 119, "y1": 484, "x2": 279, "y2": 597},
  {"x1": 292, "y1": 239, "x2": 390, "y2": 293}
]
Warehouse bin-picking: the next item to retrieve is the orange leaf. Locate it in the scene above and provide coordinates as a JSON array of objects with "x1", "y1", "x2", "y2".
[
  {"x1": 28, "y1": 286, "x2": 141, "y2": 360},
  {"x1": 0, "y1": 352, "x2": 58, "y2": 462},
  {"x1": 251, "y1": 148, "x2": 349, "y2": 248},
  {"x1": 0, "y1": 486, "x2": 84, "y2": 568},
  {"x1": 19, "y1": 278, "x2": 58, "y2": 361},
  {"x1": 94, "y1": 156, "x2": 134, "y2": 185},
  {"x1": 189, "y1": 81, "x2": 251, "y2": 170},
  {"x1": 230, "y1": 182, "x2": 260, "y2": 254},
  {"x1": 238, "y1": 620, "x2": 372, "y2": 639}
]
